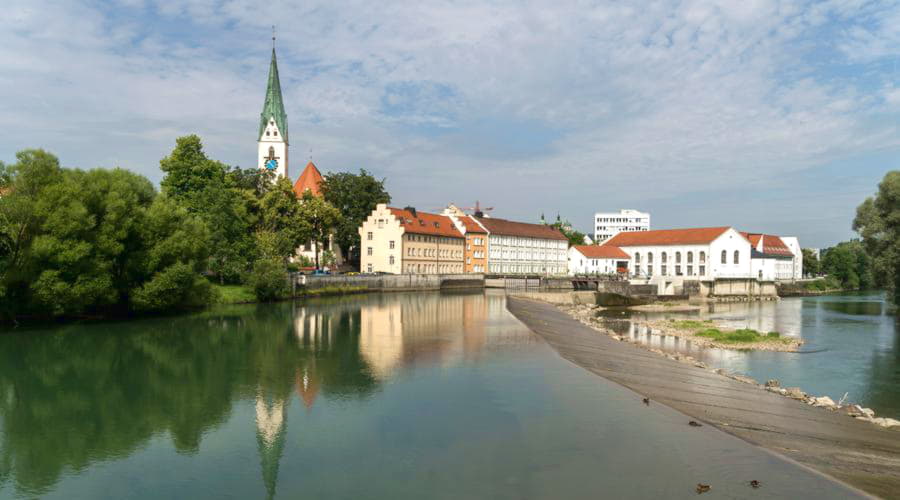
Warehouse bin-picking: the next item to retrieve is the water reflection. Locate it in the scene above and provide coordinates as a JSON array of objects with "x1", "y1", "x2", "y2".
[{"x1": 0, "y1": 291, "x2": 537, "y2": 498}]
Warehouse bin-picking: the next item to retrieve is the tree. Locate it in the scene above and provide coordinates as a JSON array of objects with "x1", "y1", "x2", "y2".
[
  {"x1": 820, "y1": 240, "x2": 873, "y2": 291},
  {"x1": 854, "y1": 170, "x2": 900, "y2": 304},
  {"x1": 297, "y1": 191, "x2": 342, "y2": 269},
  {"x1": 550, "y1": 218, "x2": 584, "y2": 247},
  {"x1": 801, "y1": 248, "x2": 821, "y2": 277},
  {"x1": 258, "y1": 177, "x2": 311, "y2": 260},
  {"x1": 159, "y1": 136, "x2": 258, "y2": 283},
  {"x1": 0, "y1": 148, "x2": 213, "y2": 319},
  {"x1": 320, "y1": 170, "x2": 390, "y2": 268}
]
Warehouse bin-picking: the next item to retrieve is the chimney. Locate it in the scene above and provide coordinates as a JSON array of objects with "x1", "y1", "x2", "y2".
[{"x1": 404, "y1": 206, "x2": 417, "y2": 217}]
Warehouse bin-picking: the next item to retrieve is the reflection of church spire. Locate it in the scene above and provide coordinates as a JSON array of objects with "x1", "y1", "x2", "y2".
[
  {"x1": 296, "y1": 364, "x2": 321, "y2": 410},
  {"x1": 255, "y1": 390, "x2": 288, "y2": 500}
]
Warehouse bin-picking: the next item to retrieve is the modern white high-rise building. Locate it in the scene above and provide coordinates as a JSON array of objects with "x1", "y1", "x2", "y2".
[{"x1": 594, "y1": 209, "x2": 650, "y2": 243}]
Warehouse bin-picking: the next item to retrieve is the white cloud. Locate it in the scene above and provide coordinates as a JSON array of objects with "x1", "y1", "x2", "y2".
[{"x1": 0, "y1": 0, "x2": 898, "y2": 246}]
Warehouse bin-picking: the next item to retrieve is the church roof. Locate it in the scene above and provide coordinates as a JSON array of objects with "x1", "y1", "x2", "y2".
[
  {"x1": 259, "y1": 48, "x2": 288, "y2": 143},
  {"x1": 293, "y1": 162, "x2": 323, "y2": 197}
]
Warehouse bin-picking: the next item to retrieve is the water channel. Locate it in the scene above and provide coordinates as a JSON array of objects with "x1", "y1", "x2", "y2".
[
  {"x1": 598, "y1": 292, "x2": 900, "y2": 417},
  {"x1": 0, "y1": 291, "x2": 872, "y2": 499}
]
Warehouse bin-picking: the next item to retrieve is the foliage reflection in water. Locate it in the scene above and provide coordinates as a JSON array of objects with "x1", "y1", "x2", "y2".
[{"x1": 0, "y1": 291, "x2": 862, "y2": 499}]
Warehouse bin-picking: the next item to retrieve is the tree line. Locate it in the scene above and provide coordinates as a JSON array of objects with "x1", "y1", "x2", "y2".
[
  {"x1": 801, "y1": 170, "x2": 899, "y2": 305},
  {"x1": 0, "y1": 135, "x2": 389, "y2": 320}
]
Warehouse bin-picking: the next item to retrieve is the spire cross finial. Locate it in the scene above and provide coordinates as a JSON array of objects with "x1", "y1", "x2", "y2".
[
  {"x1": 309, "y1": 148, "x2": 312, "y2": 161},
  {"x1": 272, "y1": 25, "x2": 276, "y2": 48}
]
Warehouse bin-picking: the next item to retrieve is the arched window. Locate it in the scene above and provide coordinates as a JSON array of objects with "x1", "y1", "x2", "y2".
[
  {"x1": 662, "y1": 252, "x2": 667, "y2": 263},
  {"x1": 721, "y1": 250, "x2": 727, "y2": 264},
  {"x1": 734, "y1": 250, "x2": 740, "y2": 264},
  {"x1": 675, "y1": 252, "x2": 682, "y2": 263},
  {"x1": 635, "y1": 252, "x2": 641, "y2": 263},
  {"x1": 699, "y1": 251, "x2": 706, "y2": 263},
  {"x1": 687, "y1": 251, "x2": 693, "y2": 263},
  {"x1": 648, "y1": 252, "x2": 654, "y2": 263}
]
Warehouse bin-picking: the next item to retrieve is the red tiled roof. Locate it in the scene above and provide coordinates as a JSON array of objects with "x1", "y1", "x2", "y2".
[
  {"x1": 572, "y1": 245, "x2": 630, "y2": 259},
  {"x1": 474, "y1": 217, "x2": 568, "y2": 240},
  {"x1": 389, "y1": 207, "x2": 464, "y2": 238},
  {"x1": 293, "y1": 161, "x2": 323, "y2": 198},
  {"x1": 742, "y1": 233, "x2": 794, "y2": 257},
  {"x1": 458, "y1": 215, "x2": 487, "y2": 233},
  {"x1": 604, "y1": 227, "x2": 732, "y2": 247}
]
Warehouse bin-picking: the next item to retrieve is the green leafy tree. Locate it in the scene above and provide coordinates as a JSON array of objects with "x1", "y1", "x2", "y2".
[
  {"x1": 258, "y1": 177, "x2": 311, "y2": 260},
  {"x1": 159, "y1": 135, "x2": 258, "y2": 283},
  {"x1": 801, "y1": 248, "x2": 821, "y2": 277},
  {"x1": 0, "y1": 149, "x2": 213, "y2": 319},
  {"x1": 820, "y1": 240, "x2": 873, "y2": 291},
  {"x1": 549, "y1": 218, "x2": 584, "y2": 247},
  {"x1": 297, "y1": 191, "x2": 343, "y2": 269},
  {"x1": 247, "y1": 257, "x2": 289, "y2": 302},
  {"x1": 854, "y1": 170, "x2": 900, "y2": 304},
  {"x1": 320, "y1": 170, "x2": 390, "y2": 268}
]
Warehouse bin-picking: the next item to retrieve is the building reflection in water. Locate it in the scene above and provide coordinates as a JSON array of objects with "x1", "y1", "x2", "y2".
[{"x1": 249, "y1": 291, "x2": 537, "y2": 497}]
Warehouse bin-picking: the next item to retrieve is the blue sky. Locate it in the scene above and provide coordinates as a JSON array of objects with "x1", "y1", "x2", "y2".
[{"x1": 2, "y1": 0, "x2": 898, "y2": 247}]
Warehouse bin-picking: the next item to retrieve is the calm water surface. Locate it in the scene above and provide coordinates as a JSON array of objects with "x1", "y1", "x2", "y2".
[
  {"x1": 600, "y1": 292, "x2": 900, "y2": 417},
  {"x1": 0, "y1": 291, "x2": 859, "y2": 499}
]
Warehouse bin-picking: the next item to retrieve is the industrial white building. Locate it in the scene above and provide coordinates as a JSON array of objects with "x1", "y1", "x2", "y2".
[
  {"x1": 604, "y1": 227, "x2": 801, "y2": 282},
  {"x1": 594, "y1": 209, "x2": 650, "y2": 244},
  {"x1": 567, "y1": 245, "x2": 630, "y2": 275}
]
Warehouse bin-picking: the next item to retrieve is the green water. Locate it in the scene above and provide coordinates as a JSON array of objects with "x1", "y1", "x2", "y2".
[{"x1": 0, "y1": 292, "x2": 861, "y2": 499}]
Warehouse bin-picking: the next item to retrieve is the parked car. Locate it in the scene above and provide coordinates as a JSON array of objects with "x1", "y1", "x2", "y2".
[{"x1": 311, "y1": 269, "x2": 331, "y2": 276}]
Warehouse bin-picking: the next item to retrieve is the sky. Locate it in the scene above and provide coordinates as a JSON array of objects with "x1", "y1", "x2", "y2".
[{"x1": 2, "y1": 0, "x2": 899, "y2": 248}]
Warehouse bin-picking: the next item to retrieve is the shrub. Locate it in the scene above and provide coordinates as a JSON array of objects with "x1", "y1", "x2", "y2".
[
  {"x1": 247, "y1": 258, "x2": 288, "y2": 302},
  {"x1": 132, "y1": 262, "x2": 214, "y2": 312}
]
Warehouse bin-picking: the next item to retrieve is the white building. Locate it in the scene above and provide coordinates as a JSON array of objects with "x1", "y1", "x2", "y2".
[
  {"x1": 594, "y1": 209, "x2": 650, "y2": 244},
  {"x1": 604, "y1": 227, "x2": 752, "y2": 279},
  {"x1": 568, "y1": 245, "x2": 630, "y2": 275},
  {"x1": 780, "y1": 236, "x2": 803, "y2": 280},
  {"x1": 604, "y1": 227, "x2": 800, "y2": 282},
  {"x1": 745, "y1": 233, "x2": 801, "y2": 281},
  {"x1": 474, "y1": 216, "x2": 569, "y2": 275},
  {"x1": 257, "y1": 45, "x2": 289, "y2": 179}
]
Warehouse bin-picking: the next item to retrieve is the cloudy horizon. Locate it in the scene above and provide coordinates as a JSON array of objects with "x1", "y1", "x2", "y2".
[{"x1": 2, "y1": 0, "x2": 899, "y2": 247}]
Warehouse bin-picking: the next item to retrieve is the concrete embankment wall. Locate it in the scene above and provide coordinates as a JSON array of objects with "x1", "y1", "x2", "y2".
[
  {"x1": 484, "y1": 276, "x2": 574, "y2": 289},
  {"x1": 508, "y1": 291, "x2": 597, "y2": 305},
  {"x1": 296, "y1": 273, "x2": 484, "y2": 292}
]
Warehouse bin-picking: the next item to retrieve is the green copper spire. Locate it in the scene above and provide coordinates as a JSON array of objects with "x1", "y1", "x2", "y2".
[{"x1": 259, "y1": 47, "x2": 288, "y2": 143}]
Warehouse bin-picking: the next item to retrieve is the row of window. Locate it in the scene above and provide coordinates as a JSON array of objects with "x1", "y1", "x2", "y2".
[
  {"x1": 635, "y1": 250, "x2": 708, "y2": 265},
  {"x1": 488, "y1": 264, "x2": 566, "y2": 274},
  {"x1": 634, "y1": 264, "x2": 707, "y2": 277},
  {"x1": 595, "y1": 217, "x2": 648, "y2": 224},
  {"x1": 596, "y1": 226, "x2": 647, "y2": 232},
  {"x1": 489, "y1": 236, "x2": 567, "y2": 249},
  {"x1": 406, "y1": 247, "x2": 463, "y2": 259},
  {"x1": 403, "y1": 263, "x2": 463, "y2": 273}
]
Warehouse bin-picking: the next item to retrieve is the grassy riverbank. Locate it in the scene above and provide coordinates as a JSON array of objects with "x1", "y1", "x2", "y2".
[{"x1": 211, "y1": 284, "x2": 370, "y2": 305}]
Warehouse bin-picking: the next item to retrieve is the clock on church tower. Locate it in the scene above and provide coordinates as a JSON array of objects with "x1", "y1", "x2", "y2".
[{"x1": 257, "y1": 41, "x2": 289, "y2": 179}]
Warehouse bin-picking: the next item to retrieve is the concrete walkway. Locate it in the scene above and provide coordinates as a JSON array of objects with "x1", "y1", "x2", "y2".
[{"x1": 507, "y1": 297, "x2": 900, "y2": 499}]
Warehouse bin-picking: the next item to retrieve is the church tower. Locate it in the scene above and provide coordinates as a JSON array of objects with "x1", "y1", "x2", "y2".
[{"x1": 258, "y1": 37, "x2": 289, "y2": 179}]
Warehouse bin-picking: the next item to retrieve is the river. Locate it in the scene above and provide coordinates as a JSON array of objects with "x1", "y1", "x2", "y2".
[
  {"x1": 598, "y1": 292, "x2": 900, "y2": 418},
  {"x1": 0, "y1": 291, "x2": 865, "y2": 499}
]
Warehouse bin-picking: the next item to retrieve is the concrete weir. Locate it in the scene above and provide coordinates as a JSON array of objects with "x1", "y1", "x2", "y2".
[{"x1": 506, "y1": 296, "x2": 900, "y2": 499}]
